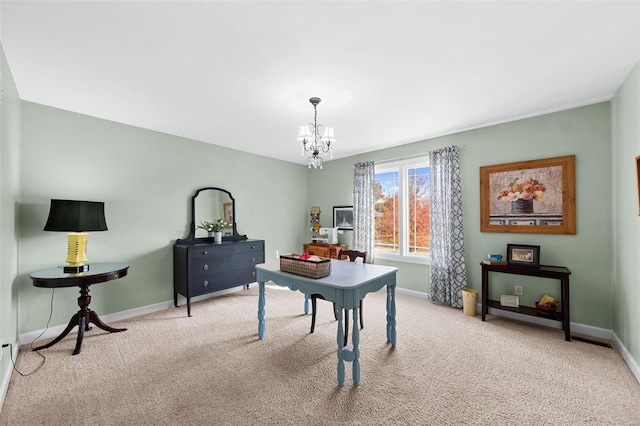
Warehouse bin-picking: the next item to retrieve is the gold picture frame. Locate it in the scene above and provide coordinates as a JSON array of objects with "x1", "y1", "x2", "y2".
[
  {"x1": 480, "y1": 155, "x2": 576, "y2": 234},
  {"x1": 636, "y1": 155, "x2": 640, "y2": 216}
]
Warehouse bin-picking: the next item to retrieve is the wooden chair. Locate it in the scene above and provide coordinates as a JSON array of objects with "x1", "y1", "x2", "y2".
[{"x1": 310, "y1": 249, "x2": 366, "y2": 346}]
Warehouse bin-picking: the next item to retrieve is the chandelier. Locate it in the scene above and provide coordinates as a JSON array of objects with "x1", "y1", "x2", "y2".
[{"x1": 297, "y1": 97, "x2": 335, "y2": 169}]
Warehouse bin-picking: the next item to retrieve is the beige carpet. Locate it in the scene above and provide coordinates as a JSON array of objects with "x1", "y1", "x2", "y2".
[{"x1": 1, "y1": 285, "x2": 639, "y2": 425}]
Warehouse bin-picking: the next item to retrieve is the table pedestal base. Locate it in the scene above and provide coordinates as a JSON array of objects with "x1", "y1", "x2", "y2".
[{"x1": 32, "y1": 284, "x2": 126, "y2": 355}]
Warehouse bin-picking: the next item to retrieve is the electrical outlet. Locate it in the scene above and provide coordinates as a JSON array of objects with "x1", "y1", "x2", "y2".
[{"x1": 514, "y1": 285, "x2": 523, "y2": 296}]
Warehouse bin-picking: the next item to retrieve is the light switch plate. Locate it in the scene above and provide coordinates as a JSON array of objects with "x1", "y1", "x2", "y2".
[{"x1": 500, "y1": 295, "x2": 520, "y2": 307}]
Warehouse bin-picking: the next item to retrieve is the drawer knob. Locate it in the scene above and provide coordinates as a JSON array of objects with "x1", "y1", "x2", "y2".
[
  {"x1": 252, "y1": 257, "x2": 256, "y2": 263},
  {"x1": 251, "y1": 246, "x2": 256, "y2": 249},
  {"x1": 203, "y1": 280, "x2": 209, "y2": 287},
  {"x1": 203, "y1": 264, "x2": 209, "y2": 271},
  {"x1": 203, "y1": 250, "x2": 208, "y2": 255},
  {"x1": 251, "y1": 271, "x2": 256, "y2": 278}
]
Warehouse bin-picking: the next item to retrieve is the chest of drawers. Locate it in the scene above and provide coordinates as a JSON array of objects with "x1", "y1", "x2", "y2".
[{"x1": 174, "y1": 239, "x2": 265, "y2": 316}]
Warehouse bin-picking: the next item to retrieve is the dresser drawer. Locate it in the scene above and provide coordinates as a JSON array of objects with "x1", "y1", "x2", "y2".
[
  {"x1": 189, "y1": 267, "x2": 258, "y2": 295},
  {"x1": 189, "y1": 250, "x2": 263, "y2": 275},
  {"x1": 190, "y1": 240, "x2": 264, "y2": 257}
]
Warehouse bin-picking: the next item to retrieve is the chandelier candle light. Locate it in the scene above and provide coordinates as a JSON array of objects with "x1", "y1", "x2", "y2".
[{"x1": 298, "y1": 97, "x2": 335, "y2": 169}]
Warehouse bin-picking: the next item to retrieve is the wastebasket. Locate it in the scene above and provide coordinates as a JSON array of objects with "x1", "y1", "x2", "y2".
[{"x1": 462, "y1": 288, "x2": 478, "y2": 316}]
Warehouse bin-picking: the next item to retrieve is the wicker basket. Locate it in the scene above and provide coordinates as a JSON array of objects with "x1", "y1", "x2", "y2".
[{"x1": 279, "y1": 254, "x2": 331, "y2": 278}]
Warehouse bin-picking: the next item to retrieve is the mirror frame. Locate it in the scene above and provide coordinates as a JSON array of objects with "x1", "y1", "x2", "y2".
[{"x1": 186, "y1": 187, "x2": 247, "y2": 242}]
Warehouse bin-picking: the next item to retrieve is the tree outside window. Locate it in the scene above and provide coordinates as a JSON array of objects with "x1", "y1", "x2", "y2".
[{"x1": 374, "y1": 159, "x2": 430, "y2": 260}]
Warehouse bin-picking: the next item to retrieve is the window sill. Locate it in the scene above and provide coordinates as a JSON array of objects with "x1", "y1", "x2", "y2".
[{"x1": 375, "y1": 252, "x2": 430, "y2": 265}]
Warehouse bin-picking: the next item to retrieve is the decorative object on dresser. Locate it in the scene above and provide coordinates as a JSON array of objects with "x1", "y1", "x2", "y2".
[
  {"x1": 174, "y1": 187, "x2": 265, "y2": 316},
  {"x1": 313, "y1": 227, "x2": 338, "y2": 244},
  {"x1": 197, "y1": 218, "x2": 227, "y2": 243},
  {"x1": 310, "y1": 206, "x2": 321, "y2": 232}
]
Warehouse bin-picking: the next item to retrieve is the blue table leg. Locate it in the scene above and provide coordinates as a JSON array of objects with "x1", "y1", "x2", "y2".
[
  {"x1": 258, "y1": 281, "x2": 266, "y2": 340},
  {"x1": 304, "y1": 293, "x2": 310, "y2": 315},
  {"x1": 352, "y1": 306, "x2": 361, "y2": 386},
  {"x1": 386, "y1": 284, "x2": 397, "y2": 347},
  {"x1": 337, "y1": 303, "x2": 345, "y2": 387}
]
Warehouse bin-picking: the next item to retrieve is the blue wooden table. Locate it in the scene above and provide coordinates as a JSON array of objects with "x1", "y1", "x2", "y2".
[{"x1": 256, "y1": 260, "x2": 398, "y2": 387}]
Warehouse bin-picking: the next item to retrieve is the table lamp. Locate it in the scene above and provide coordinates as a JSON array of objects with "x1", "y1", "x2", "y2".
[{"x1": 44, "y1": 199, "x2": 108, "y2": 273}]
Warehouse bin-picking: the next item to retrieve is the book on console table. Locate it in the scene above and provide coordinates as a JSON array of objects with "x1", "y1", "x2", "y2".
[{"x1": 481, "y1": 260, "x2": 508, "y2": 265}]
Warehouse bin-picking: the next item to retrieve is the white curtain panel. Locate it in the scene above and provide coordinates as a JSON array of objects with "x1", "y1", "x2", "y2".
[
  {"x1": 428, "y1": 146, "x2": 467, "y2": 307},
  {"x1": 352, "y1": 161, "x2": 375, "y2": 264}
]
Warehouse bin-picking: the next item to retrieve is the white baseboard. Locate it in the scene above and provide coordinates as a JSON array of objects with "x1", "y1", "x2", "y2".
[
  {"x1": 612, "y1": 331, "x2": 640, "y2": 385},
  {"x1": 19, "y1": 285, "x2": 254, "y2": 346},
  {"x1": 14, "y1": 285, "x2": 640, "y2": 389},
  {"x1": 0, "y1": 342, "x2": 19, "y2": 413},
  {"x1": 485, "y1": 304, "x2": 614, "y2": 340},
  {"x1": 395, "y1": 287, "x2": 430, "y2": 300}
]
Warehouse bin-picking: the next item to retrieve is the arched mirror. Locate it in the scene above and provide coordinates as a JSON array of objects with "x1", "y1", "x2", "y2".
[{"x1": 186, "y1": 187, "x2": 247, "y2": 241}]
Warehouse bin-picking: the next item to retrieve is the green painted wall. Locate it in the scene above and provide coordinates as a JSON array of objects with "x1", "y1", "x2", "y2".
[
  {"x1": 611, "y1": 61, "x2": 640, "y2": 367},
  {"x1": 18, "y1": 102, "x2": 309, "y2": 333},
  {"x1": 311, "y1": 103, "x2": 613, "y2": 328},
  {"x1": 2, "y1": 65, "x2": 636, "y2": 393},
  {"x1": 0, "y1": 43, "x2": 21, "y2": 400}
]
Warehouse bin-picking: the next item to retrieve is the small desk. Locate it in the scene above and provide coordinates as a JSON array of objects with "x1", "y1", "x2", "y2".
[
  {"x1": 480, "y1": 263, "x2": 571, "y2": 341},
  {"x1": 30, "y1": 263, "x2": 129, "y2": 355},
  {"x1": 256, "y1": 260, "x2": 398, "y2": 387}
]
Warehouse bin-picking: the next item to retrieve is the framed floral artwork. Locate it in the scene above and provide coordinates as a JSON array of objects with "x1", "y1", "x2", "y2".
[{"x1": 480, "y1": 155, "x2": 576, "y2": 234}]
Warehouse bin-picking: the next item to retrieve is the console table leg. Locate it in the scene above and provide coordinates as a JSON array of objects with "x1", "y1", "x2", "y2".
[{"x1": 32, "y1": 313, "x2": 80, "y2": 352}]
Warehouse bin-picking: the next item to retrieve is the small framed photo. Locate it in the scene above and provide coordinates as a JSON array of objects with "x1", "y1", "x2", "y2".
[
  {"x1": 223, "y1": 202, "x2": 233, "y2": 226},
  {"x1": 507, "y1": 244, "x2": 540, "y2": 267},
  {"x1": 333, "y1": 206, "x2": 354, "y2": 230}
]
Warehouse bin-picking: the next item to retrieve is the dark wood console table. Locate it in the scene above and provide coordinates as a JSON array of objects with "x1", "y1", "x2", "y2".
[
  {"x1": 30, "y1": 262, "x2": 129, "y2": 355},
  {"x1": 480, "y1": 263, "x2": 571, "y2": 341}
]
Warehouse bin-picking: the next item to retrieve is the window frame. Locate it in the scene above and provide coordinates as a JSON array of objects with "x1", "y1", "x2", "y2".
[{"x1": 374, "y1": 157, "x2": 430, "y2": 265}]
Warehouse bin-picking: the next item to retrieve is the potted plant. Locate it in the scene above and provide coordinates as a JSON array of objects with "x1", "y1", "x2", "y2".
[{"x1": 197, "y1": 219, "x2": 227, "y2": 242}]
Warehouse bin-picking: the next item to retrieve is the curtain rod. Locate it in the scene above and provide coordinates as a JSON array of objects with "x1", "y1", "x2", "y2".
[{"x1": 376, "y1": 145, "x2": 465, "y2": 165}]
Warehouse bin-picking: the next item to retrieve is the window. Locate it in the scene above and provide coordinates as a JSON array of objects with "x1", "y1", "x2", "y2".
[{"x1": 374, "y1": 158, "x2": 430, "y2": 263}]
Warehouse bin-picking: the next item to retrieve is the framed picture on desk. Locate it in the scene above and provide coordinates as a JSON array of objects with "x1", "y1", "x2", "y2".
[{"x1": 507, "y1": 244, "x2": 540, "y2": 267}]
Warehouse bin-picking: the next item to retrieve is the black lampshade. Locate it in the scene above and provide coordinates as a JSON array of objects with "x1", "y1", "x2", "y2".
[{"x1": 44, "y1": 199, "x2": 108, "y2": 232}]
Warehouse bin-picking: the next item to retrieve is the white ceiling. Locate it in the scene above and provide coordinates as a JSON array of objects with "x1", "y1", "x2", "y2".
[{"x1": 2, "y1": 1, "x2": 639, "y2": 165}]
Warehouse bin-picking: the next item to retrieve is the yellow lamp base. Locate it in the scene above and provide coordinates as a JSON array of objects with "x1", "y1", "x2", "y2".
[{"x1": 64, "y1": 232, "x2": 91, "y2": 273}]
